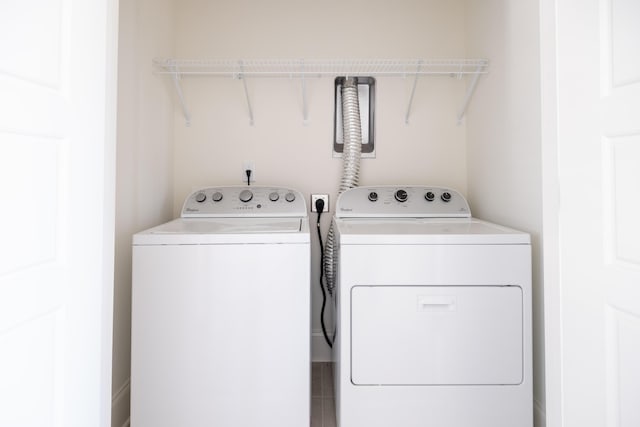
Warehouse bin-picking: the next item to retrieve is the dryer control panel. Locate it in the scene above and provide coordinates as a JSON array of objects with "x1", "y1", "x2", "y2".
[
  {"x1": 182, "y1": 186, "x2": 307, "y2": 218},
  {"x1": 336, "y1": 186, "x2": 471, "y2": 218}
]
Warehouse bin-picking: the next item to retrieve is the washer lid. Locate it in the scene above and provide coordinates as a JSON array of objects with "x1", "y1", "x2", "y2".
[
  {"x1": 335, "y1": 218, "x2": 530, "y2": 245},
  {"x1": 133, "y1": 217, "x2": 310, "y2": 245}
]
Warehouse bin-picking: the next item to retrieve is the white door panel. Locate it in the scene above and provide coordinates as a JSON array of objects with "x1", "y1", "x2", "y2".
[
  {"x1": 607, "y1": 0, "x2": 640, "y2": 87},
  {"x1": 601, "y1": 1, "x2": 640, "y2": 425},
  {"x1": 0, "y1": 0, "x2": 116, "y2": 425},
  {"x1": 554, "y1": 0, "x2": 640, "y2": 425}
]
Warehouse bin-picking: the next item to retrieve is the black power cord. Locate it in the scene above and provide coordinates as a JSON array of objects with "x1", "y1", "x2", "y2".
[
  {"x1": 245, "y1": 169, "x2": 252, "y2": 186},
  {"x1": 315, "y1": 198, "x2": 333, "y2": 348}
]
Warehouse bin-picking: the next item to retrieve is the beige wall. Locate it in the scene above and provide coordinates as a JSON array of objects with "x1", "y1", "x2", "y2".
[
  {"x1": 464, "y1": 1, "x2": 545, "y2": 425},
  {"x1": 113, "y1": 0, "x2": 175, "y2": 425},
  {"x1": 172, "y1": 0, "x2": 469, "y2": 359}
]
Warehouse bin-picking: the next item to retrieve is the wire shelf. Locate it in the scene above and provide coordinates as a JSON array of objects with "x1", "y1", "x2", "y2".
[
  {"x1": 153, "y1": 58, "x2": 488, "y2": 78},
  {"x1": 152, "y1": 57, "x2": 489, "y2": 126}
]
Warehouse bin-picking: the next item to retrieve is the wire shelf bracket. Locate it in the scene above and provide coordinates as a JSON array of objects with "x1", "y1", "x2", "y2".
[
  {"x1": 237, "y1": 61, "x2": 255, "y2": 126},
  {"x1": 170, "y1": 65, "x2": 191, "y2": 126},
  {"x1": 300, "y1": 60, "x2": 309, "y2": 125},
  {"x1": 153, "y1": 58, "x2": 489, "y2": 126},
  {"x1": 456, "y1": 64, "x2": 485, "y2": 124},
  {"x1": 404, "y1": 60, "x2": 423, "y2": 125}
]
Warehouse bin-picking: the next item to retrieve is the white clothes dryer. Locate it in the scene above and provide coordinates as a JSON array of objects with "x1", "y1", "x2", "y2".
[
  {"x1": 131, "y1": 186, "x2": 310, "y2": 427},
  {"x1": 332, "y1": 186, "x2": 532, "y2": 427}
]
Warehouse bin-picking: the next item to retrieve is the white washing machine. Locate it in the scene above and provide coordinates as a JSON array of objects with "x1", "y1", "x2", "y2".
[
  {"x1": 332, "y1": 186, "x2": 532, "y2": 427},
  {"x1": 131, "y1": 186, "x2": 310, "y2": 427}
]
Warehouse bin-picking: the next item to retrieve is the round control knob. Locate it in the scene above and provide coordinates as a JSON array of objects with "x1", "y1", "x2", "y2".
[
  {"x1": 394, "y1": 189, "x2": 408, "y2": 202},
  {"x1": 269, "y1": 192, "x2": 279, "y2": 202},
  {"x1": 285, "y1": 192, "x2": 296, "y2": 202},
  {"x1": 212, "y1": 191, "x2": 223, "y2": 202},
  {"x1": 195, "y1": 192, "x2": 206, "y2": 203},
  {"x1": 239, "y1": 189, "x2": 253, "y2": 203},
  {"x1": 425, "y1": 191, "x2": 435, "y2": 202},
  {"x1": 368, "y1": 191, "x2": 378, "y2": 202},
  {"x1": 441, "y1": 192, "x2": 452, "y2": 202}
]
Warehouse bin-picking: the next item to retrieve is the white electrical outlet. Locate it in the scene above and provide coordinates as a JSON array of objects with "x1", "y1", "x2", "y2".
[
  {"x1": 311, "y1": 194, "x2": 329, "y2": 213},
  {"x1": 242, "y1": 161, "x2": 255, "y2": 184}
]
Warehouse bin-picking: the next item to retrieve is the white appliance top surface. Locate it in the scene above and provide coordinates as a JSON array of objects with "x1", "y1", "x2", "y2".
[
  {"x1": 335, "y1": 217, "x2": 530, "y2": 245},
  {"x1": 133, "y1": 218, "x2": 310, "y2": 245},
  {"x1": 133, "y1": 186, "x2": 310, "y2": 245},
  {"x1": 334, "y1": 186, "x2": 529, "y2": 244}
]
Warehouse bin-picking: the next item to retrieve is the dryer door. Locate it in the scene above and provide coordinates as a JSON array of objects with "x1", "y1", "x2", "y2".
[{"x1": 350, "y1": 285, "x2": 523, "y2": 385}]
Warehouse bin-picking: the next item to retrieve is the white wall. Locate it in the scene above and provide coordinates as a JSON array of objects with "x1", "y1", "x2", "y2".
[
  {"x1": 112, "y1": 1, "x2": 175, "y2": 425},
  {"x1": 172, "y1": 0, "x2": 469, "y2": 360},
  {"x1": 464, "y1": 1, "x2": 545, "y2": 425}
]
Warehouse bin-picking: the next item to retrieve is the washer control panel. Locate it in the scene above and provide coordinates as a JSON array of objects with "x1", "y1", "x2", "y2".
[
  {"x1": 181, "y1": 186, "x2": 307, "y2": 218},
  {"x1": 336, "y1": 186, "x2": 471, "y2": 218}
]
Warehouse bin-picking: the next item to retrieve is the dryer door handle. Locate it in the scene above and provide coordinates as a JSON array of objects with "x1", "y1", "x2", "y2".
[{"x1": 417, "y1": 296, "x2": 456, "y2": 312}]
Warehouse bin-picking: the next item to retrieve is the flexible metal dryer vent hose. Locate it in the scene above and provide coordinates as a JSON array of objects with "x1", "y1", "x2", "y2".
[{"x1": 324, "y1": 77, "x2": 362, "y2": 296}]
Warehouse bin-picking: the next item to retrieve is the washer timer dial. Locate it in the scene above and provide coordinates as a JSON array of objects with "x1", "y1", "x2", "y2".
[
  {"x1": 239, "y1": 189, "x2": 253, "y2": 203},
  {"x1": 285, "y1": 192, "x2": 296, "y2": 202}
]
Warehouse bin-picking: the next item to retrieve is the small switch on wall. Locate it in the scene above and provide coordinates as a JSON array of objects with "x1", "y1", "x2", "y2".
[{"x1": 311, "y1": 194, "x2": 329, "y2": 212}]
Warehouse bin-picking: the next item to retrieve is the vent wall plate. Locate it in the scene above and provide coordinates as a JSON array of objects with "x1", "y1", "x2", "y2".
[{"x1": 333, "y1": 76, "x2": 375, "y2": 158}]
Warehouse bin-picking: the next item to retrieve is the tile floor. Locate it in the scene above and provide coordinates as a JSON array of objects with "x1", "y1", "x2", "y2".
[{"x1": 311, "y1": 362, "x2": 337, "y2": 427}]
